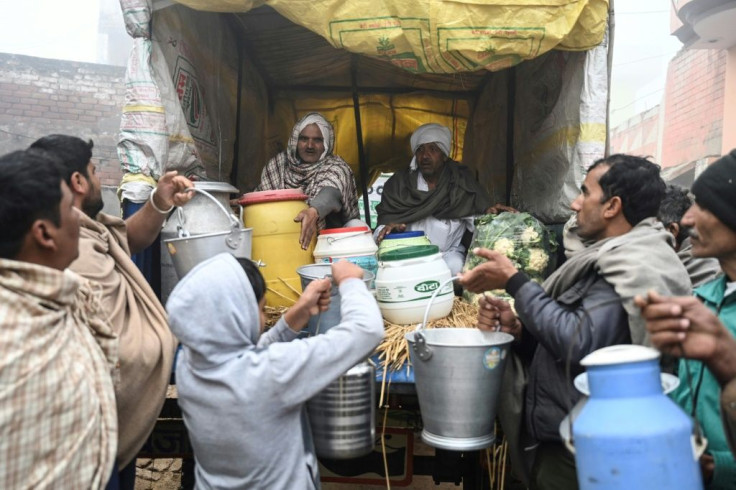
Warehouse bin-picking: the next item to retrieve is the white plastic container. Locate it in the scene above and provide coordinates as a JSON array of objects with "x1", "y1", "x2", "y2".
[
  {"x1": 313, "y1": 226, "x2": 378, "y2": 281},
  {"x1": 375, "y1": 245, "x2": 454, "y2": 324}
]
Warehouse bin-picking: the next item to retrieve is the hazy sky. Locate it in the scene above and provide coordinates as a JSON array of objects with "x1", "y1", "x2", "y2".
[
  {"x1": 609, "y1": 0, "x2": 683, "y2": 126},
  {"x1": 0, "y1": 0, "x2": 102, "y2": 64},
  {"x1": 0, "y1": 0, "x2": 681, "y2": 129}
]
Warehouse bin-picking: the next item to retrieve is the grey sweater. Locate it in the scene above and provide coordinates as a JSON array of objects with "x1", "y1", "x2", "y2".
[{"x1": 167, "y1": 253, "x2": 384, "y2": 489}]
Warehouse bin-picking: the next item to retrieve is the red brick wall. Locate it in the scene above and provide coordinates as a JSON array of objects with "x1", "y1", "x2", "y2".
[
  {"x1": 0, "y1": 53, "x2": 126, "y2": 186},
  {"x1": 660, "y1": 48, "x2": 727, "y2": 169}
]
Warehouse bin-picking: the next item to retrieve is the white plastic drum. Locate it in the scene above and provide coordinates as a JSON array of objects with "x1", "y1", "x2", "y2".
[
  {"x1": 375, "y1": 245, "x2": 453, "y2": 324},
  {"x1": 313, "y1": 226, "x2": 378, "y2": 281}
]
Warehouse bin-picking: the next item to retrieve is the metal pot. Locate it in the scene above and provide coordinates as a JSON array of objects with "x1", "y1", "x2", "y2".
[
  {"x1": 163, "y1": 186, "x2": 252, "y2": 280},
  {"x1": 307, "y1": 360, "x2": 376, "y2": 460}
]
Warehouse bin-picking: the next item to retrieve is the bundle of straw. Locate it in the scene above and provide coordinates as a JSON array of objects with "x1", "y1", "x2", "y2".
[
  {"x1": 264, "y1": 305, "x2": 289, "y2": 329},
  {"x1": 375, "y1": 297, "x2": 479, "y2": 373}
]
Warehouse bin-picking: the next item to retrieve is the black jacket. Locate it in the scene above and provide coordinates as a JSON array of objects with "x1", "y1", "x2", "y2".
[{"x1": 506, "y1": 270, "x2": 630, "y2": 443}]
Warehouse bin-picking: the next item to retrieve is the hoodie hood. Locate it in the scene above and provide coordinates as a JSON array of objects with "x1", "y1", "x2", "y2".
[{"x1": 166, "y1": 253, "x2": 259, "y2": 369}]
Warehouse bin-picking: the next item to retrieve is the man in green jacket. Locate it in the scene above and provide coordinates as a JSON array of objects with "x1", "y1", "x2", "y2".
[{"x1": 638, "y1": 149, "x2": 736, "y2": 489}]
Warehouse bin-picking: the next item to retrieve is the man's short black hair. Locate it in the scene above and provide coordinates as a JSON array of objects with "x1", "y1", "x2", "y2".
[
  {"x1": 589, "y1": 154, "x2": 666, "y2": 226},
  {"x1": 658, "y1": 184, "x2": 693, "y2": 245},
  {"x1": 236, "y1": 257, "x2": 267, "y2": 303},
  {"x1": 29, "y1": 134, "x2": 93, "y2": 185},
  {"x1": 0, "y1": 150, "x2": 64, "y2": 259}
]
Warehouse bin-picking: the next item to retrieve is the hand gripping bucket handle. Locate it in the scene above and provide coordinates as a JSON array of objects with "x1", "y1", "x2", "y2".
[
  {"x1": 412, "y1": 276, "x2": 458, "y2": 362},
  {"x1": 176, "y1": 187, "x2": 245, "y2": 250}
]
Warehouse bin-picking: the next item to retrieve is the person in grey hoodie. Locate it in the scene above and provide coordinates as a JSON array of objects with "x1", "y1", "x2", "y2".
[{"x1": 166, "y1": 254, "x2": 384, "y2": 489}]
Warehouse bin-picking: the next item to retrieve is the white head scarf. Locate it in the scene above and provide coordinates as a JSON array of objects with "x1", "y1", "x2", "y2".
[
  {"x1": 293, "y1": 113, "x2": 333, "y2": 161},
  {"x1": 409, "y1": 123, "x2": 452, "y2": 170}
]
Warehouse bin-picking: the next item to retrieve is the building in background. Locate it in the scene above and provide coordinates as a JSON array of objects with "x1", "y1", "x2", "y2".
[{"x1": 610, "y1": 0, "x2": 736, "y2": 187}]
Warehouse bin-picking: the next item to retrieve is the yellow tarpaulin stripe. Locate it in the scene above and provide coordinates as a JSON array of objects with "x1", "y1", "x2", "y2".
[{"x1": 122, "y1": 105, "x2": 166, "y2": 113}]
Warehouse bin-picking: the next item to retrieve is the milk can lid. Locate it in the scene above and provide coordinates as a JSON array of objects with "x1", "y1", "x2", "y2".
[
  {"x1": 581, "y1": 344, "x2": 660, "y2": 367},
  {"x1": 383, "y1": 231, "x2": 426, "y2": 240},
  {"x1": 378, "y1": 244, "x2": 439, "y2": 261},
  {"x1": 238, "y1": 189, "x2": 309, "y2": 205},
  {"x1": 193, "y1": 181, "x2": 239, "y2": 194}
]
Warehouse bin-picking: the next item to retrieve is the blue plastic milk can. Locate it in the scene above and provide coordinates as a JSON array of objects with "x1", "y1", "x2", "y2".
[{"x1": 569, "y1": 345, "x2": 704, "y2": 489}]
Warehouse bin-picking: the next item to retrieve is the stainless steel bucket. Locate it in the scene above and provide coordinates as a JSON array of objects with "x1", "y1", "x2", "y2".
[
  {"x1": 405, "y1": 278, "x2": 514, "y2": 450},
  {"x1": 307, "y1": 360, "x2": 376, "y2": 460},
  {"x1": 164, "y1": 187, "x2": 252, "y2": 279},
  {"x1": 296, "y1": 264, "x2": 374, "y2": 336}
]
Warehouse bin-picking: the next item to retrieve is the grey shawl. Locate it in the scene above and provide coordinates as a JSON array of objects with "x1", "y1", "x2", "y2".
[{"x1": 545, "y1": 217, "x2": 692, "y2": 345}]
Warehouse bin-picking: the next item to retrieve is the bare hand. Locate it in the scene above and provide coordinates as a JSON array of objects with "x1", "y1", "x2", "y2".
[
  {"x1": 285, "y1": 277, "x2": 331, "y2": 330},
  {"x1": 331, "y1": 260, "x2": 365, "y2": 286},
  {"x1": 457, "y1": 248, "x2": 518, "y2": 293},
  {"x1": 635, "y1": 291, "x2": 724, "y2": 360},
  {"x1": 635, "y1": 290, "x2": 736, "y2": 384},
  {"x1": 376, "y1": 223, "x2": 407, "y2": 243},
  {"x1": 477, "y1": 294, "x2": 521, "y2": 339},
  {"x1": 157, "y1": 171, "x2": 194, "y2": 208},
  {"x1": 294, "y1": 207, "x2": 319, "y2": 250},
  {"x1": 486, "y1": 203, "x2": 518, "y2": 214}
]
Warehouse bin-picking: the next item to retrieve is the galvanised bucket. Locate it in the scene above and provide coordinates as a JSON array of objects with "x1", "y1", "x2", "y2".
[
  {"x1": 405, "y1": 278, "x2": 514, "y2": 450},
  {"x1": 296, "y1": 264, "x2": 374, "y2": 336}
]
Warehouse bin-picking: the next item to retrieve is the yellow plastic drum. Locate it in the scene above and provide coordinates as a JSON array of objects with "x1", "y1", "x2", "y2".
[{"x1": 239, "y1": 189, "x2": 315, "y2": 307}]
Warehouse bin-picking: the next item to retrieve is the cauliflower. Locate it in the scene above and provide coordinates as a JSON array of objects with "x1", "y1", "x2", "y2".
[
  {"x1": 527, "y1": 248, "x2": 549, "y2": 273},
  {"x1": 520, "y1": 226, "x2": 540, "y2": 245},
  {"x1": 493, "y1": 237, "x2": 515, "y2": 256}
]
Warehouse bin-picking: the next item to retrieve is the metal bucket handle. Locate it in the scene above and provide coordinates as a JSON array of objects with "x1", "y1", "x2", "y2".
[
  {"x1": 325, "y1": 230, "x2": 370, "y2": 245},
  {"x1": 412, "y1": 276, "x2": 458, "y2": 362},
  {"x1": 175, "y1": 187, "x2": 245, "y2": 250}
]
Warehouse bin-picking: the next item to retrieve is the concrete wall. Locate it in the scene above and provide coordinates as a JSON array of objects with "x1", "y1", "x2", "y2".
[
  {"x1": 609, "y1": 105, "x2": 661, "y2": 159},
  {"x1": 0, "y1": 52, "x2": 126, "y2": 187},
  {"x1": 722, "y1": 46, "x2": 736, "y2": 153}
]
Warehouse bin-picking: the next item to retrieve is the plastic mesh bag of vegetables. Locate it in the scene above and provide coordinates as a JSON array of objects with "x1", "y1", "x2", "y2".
[{"x1": 462, "y1": 212, "x2": 558, "y2": 305}]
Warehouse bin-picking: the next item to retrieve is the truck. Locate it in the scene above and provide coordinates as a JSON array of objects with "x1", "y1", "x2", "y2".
[{"x1": 122, "y1": 0, "x2": 612, "y2": 486}]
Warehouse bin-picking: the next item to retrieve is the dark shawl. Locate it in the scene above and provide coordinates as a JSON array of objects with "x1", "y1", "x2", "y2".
[{"x1": 376, "y1": 160, "x2": 491, "y2": 225}]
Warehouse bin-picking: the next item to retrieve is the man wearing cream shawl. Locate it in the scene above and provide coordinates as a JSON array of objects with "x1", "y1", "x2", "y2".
[
  {"x1": 31, "y1": 134, "x2": 193, "y2": 488},
  {"x1": 0, "y1": 149, "x2": 118, "y2": 489},
  {"x1": 375, "y1": 123, "x2": 512, "y2": 276},
  {"x1": 257, "y1": 112, "x2": 361, "y2": 250}
]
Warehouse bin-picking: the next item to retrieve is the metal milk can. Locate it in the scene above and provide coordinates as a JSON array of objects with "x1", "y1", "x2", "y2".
[{"x1": 568, "y1": 345, "x2": 704, "y2": 490}]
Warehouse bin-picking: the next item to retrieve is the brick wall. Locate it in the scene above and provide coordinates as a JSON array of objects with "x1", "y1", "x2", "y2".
[
  {"x1": 610, "y1": 105, "x2": 661, "y2": 160},
  {"x1": 660, "y1": 48, "x2": 727, "y2": 169},
  {"x1": 0, "y1": 53, "x2": 126, "y2": 186}
]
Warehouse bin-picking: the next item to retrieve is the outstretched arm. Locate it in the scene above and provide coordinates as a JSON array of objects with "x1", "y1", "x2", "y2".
[{"x1": 125, "y1": 171, "x2": 193, "y2": 254}]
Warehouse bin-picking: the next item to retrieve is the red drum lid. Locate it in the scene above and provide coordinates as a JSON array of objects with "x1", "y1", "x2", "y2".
[{"x1": 238, "y1": 189, "x2": 309, "y2": 205}]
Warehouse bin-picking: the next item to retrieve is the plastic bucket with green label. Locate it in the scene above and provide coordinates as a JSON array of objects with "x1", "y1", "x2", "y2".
[{"x1": 374, "y1": 245, "x2": 453, "y2": 324}]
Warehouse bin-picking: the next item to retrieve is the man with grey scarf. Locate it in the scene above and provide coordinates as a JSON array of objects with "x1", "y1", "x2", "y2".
[
  {"x1": 374, "y1": 123, "x2": 513, "y2": 275},
  {"x1": 458, "y1": 154, "x2": 691, "y2": 490}
]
